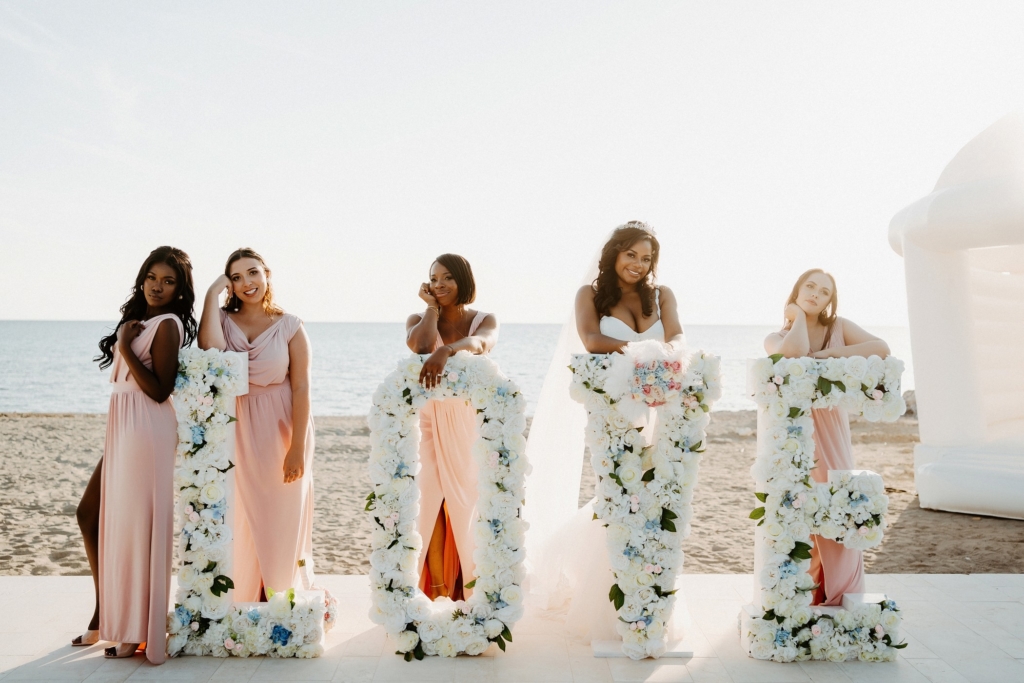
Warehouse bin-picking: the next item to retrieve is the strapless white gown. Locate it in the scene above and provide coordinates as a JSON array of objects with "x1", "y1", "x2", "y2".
[{"x1": 559, "y1": 292, "x2": 683, "y2": 643}]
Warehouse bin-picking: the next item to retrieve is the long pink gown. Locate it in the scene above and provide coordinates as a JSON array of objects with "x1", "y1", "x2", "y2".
[
  {"x1": 416, "y1": 312, "x2": 490, "y2": 600},
  {"x1": 99, "y1": 313, "x2": 183, "y2": 664},
  {"x1": 803, "y1": 317, "x2": 866, "y2": 605},
  {"x1": 221, "y1": 311, "x2": 315, "y2": 601}
]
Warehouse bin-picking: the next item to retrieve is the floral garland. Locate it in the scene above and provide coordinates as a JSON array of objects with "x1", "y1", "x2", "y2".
[
  {"x1": 367, "y1": 353, "x2": 530, "y2": 659},
  {"x1": 743, "y1": 354, "x2": 908, "y2": 662},
  {"x1": 569, "y1": 340, "x2": 723, "y2": 660},
  {"x1": 168, "y1": 348, "x2": 337, "y2": 658}
]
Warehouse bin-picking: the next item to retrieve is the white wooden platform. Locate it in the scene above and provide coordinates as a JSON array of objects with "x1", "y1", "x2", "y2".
[{"x1": 2, "y1": 574, "x2": 1023, "y2": 682}]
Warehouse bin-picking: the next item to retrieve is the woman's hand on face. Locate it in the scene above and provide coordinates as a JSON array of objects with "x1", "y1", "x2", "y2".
[
  {"x1": 784, "y1": 303, "x2": 803, "y2": 323},
  {"x1": 283, "y1": 444, "x2": 305, "y2": 484},
  {"x1": 419, "y1": 346, "x2": 452, "y2": 389},
  {"x1": 117, "y1": 320, "x2": 143, "y2": 349},
  {"x1": 418, "y1": 283, "x2": 438, "y2": 307},
  {"x1": 209, "y1": 274, "x2": 231, "y2": 297}
]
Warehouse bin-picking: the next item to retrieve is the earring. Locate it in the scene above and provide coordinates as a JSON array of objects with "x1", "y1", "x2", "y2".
[{"x1": 178, "y1": 295, "x2": 183, "y2": 300}]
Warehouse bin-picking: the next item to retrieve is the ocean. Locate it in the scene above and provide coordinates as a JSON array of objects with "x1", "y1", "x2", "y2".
[{"x1": 0, "y1": 322, "x2": 914, "y2": 415}]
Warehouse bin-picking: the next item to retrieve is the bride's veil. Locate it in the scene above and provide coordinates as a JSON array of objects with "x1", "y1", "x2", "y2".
[{"x1": 522, "y1": 240, "x2": 604, "y2": 608}]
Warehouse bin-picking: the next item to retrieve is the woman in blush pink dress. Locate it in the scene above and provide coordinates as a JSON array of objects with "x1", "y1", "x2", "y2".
[
  {"x1": 89, "y1": 246, "x2": 197, "y2": 661},
  {"x1": 764, "y1": 269, "x2": 891, "y2": 606},
  {"x1": 407, "y1": 254, "x2": 498, "y2": 600},
  {"x1": 198, "y1": 248, "x2": 314, "y2": 602}
]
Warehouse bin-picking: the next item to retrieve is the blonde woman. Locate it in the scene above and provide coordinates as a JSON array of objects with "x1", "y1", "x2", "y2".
[
  {"x1": 764, "y1": 268, "x2": 889, "y2": 605},
  {"x1": 198, "y1": 248, "x2": 314, "y2": 600}
]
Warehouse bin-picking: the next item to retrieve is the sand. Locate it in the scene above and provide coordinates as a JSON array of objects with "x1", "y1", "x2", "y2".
[{"x1": 2, "y1": 411, "x2": 1022, "y2": 578}]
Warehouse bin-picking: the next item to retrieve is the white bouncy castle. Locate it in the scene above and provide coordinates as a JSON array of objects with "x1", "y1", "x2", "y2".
[{"x1": 889, "y1": 113, "x2": 1024, "y2": 520}]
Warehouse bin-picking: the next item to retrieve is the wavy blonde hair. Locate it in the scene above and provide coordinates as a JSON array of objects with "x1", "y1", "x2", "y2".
[{"x1": 223, "y1": 248, "x2": 284, "y2": 317}]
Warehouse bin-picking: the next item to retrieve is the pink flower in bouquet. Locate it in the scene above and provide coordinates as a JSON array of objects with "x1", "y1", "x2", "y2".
[
  {"x1": 811, "y1": 624, "x2": 822, "y2": 636},
  {"x1": 224, "y1": 637, "x2": 235, "y2": 649},
  {"x1": 629, "y1": 495, "x2": 640, "y2": 512},
  {"x1": 871, "y1": 389, "x2": 883, "y2": 401},
  {"x1": 858, "y1": 526, "x2": 868, "y2": 535},
  {"x1": 652, "y1": 564, "x2": 662, "y2": 574},
  {"x1": 773, "y1": 375, "x2": 784, "y2": 385},
  {"x1": 874, "y1": 625, "x2": 884, "y2": 636},
  {"x1": 488, "y1": 451, "x2": 500, "y2": 467},
  {"x1": 670, "y1": 361, "x2": 682, "y2": 373},
  {"x1": 683, "y1": 395, "x2": 698, "y2": 409},
  {"x1": 447, "y1": 371, "x2": 459, "y2": 382},
  {"x1": 642, "y1": 385, "x2": 653, "y2": 395}
]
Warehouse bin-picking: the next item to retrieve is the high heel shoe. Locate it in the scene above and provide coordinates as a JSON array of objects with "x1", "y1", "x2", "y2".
[
  {"x1": 104, "y1": 643, "x2": 141, "y2": 658},
  {"x1": 71, "y1": 630, "x2": 99, "y2": 646}
]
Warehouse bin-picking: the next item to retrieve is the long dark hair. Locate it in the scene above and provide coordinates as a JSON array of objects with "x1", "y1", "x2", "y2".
[
  {"x1": 95, "y1": 246, "x2": 197, "y2": 369},
  {"x1": 433, "y1": 253, "x2": 476, "y2": 305},
  {"x1": 783, "y1": 268, "x2": 839, "y2": 346},
  {"x1": 222, "y1": 248, "x2": 285, "y2": 316},
  {"x1": 592, "y1": 221, "x2": 661, "y2": 318}
]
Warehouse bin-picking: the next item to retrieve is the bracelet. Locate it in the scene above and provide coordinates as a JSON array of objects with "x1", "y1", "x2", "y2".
[
  {"x1": 426, "y1": 306, "x2": 439, "y2": 316},
  {"x1": 442, "y1": 344, "x2": 455, "y2": 357}
]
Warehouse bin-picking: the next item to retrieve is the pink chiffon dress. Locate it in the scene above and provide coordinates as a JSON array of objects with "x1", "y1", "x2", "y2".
[
  {"x1": 99, "y1": 313, "x2": 183, "y2": 664},
  {"x1": 796, "y1": 317, "x2": 866, "y2": 605},
  {"x1": 416, "y1": 311, "x2": 491, "y2": 601},
  {"x1": 221, "y1": 310, "x2": 315, "y2": 601}
]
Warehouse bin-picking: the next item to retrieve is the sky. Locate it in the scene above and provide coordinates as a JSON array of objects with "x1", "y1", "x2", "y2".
[{"x1": 2, "y1": 1, "x2": 1023, "y2": 325}]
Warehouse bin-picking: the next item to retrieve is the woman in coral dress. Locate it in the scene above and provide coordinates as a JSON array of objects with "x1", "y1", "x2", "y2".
[
  {"x1": 93, "y1": 246, "x2": 197, "y2": 661},
  {"x1": 764, "y1": 268, "x2": 890, "y2": 605},
  {"x1": 198, "y1": 248, "x2": 315, "y2": 601},
  {"x1": 406, "y1": 253, "x2": 498, "y2": 600}
]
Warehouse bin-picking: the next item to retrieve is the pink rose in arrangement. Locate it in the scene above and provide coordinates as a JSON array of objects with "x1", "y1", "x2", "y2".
[
  {"x1": 871, "y1": 389, "x2": 884, "y2": 401},
  {"x1": 811, "y1": 624, "x2": 822, "y2": 636},
  {"x1": 875, "y1": 625, "x2": 885, "y2": 636},
  {"x1": 630, "y1": 495, "x2": 640, "y2": 512},
  {"x1": 447, "y1": 371, "x2": 459, "y2": 382},
  {"x1": 487, "y1": 451, "x2": 500, "y2": 467},
  {"x1": 858, "y1": 526, "x2": 869, "y2": 535},
  {"x1": 224, "y1": 637, "x2": 235, "y2": 649},
  {"x1": 773, "y1": 375, "x2": 784, "y2": 385}
]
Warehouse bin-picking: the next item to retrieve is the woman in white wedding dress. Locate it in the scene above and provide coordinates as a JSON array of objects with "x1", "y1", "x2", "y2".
[{"x1": 525, "y1": 221, "x2": 686, "y2": 644}]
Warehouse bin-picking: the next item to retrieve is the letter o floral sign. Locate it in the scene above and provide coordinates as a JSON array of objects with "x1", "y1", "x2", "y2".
[{"x1": 367, "y1": 353, "x2": 530, "y2": 659}]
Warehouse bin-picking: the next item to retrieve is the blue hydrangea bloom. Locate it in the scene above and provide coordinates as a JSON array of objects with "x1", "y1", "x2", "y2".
[
  {"x1": 774, "y1": 629, "x2": 790, "y2": 645},
  {"x1": 191, "y1": 425, "x2": 205, "y2": 445},
  {"x1": 247, "y1": 608, "x2": 261, "y2": 624},
  {"x1": 270, "y1": 624, "x2": 292, "y2": 646}
]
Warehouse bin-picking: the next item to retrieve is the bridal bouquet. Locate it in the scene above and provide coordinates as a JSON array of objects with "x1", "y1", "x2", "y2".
[
  {"x1": 744, "y1": 354, "x2": 906, "y2": 662},
  {"x1": 570, "y1": 341, "x2": 722, "y2": 659},
  {"x1": 366, "y1": 353, "x2": 529, "y2": 659}
]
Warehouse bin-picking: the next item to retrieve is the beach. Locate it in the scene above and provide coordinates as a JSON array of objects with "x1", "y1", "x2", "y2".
[{"x1": 2, "y1": 411, "x2": 1021, "y2": 578}]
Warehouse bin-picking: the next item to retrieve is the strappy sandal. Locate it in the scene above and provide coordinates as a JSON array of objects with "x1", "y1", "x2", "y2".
[
  {"x1": 104, "y1": 643, "x2": 141, "y2": 658},
  {"x1": 71, "y1": 630, "x2": 99, "y2": 646}
]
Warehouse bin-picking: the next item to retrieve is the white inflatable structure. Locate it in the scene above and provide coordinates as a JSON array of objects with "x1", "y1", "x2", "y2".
[{"x1": 889, "y1": 113, "x2": 1024, "y2": 520}]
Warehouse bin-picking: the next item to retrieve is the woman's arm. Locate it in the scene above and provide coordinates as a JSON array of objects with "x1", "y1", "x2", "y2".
[
  {"x1": 765, "y1": 304, "x2": 809, "y2": 357},
  {"x1": 812, "y1": 319, "x2": 890, "y2": 359},
  {"x1": 283, "y1": 324, "x2": 312, "y2": 484},
  {"x1": 418, "y1": 314, "x2": 499, "y2": 388},
  {"x1": 575, "y1": 286, "x2": 627, "y2": 354},
  {"x1": 406, "y1": 310, "x2": 440, "y2": 353},
  {"x1": 120, "y1": 319, "x2": 180, "y2": 403},
  {"x1": 657, "y1": 286, "x2": 686, "y2": 350},
  {"x1": 198, "y1": 275, "x2": 229, "y2": 351}
]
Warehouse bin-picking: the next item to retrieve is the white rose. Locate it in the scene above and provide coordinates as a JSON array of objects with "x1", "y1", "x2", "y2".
[
  {"x1": 418, "y1": 620, "x2": 443, "y2": 643},
  {"x1": 199, "y1": 482, "x2": 226, "y2": 506},
  {"x1": 434, "y1": 636, "x2": 457, "y2": 658}
]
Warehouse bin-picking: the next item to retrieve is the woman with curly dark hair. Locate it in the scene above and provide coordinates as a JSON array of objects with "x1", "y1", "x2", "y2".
[
  {"x1": 72, "y1": 246, "x2": 196, "y2": 662},
  {"x1": 575, "y1": 221, "x2": 685, "y2": 353}
]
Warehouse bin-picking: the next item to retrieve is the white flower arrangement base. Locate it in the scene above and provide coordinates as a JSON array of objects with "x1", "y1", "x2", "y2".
[
  {"x1": 168, "y1": 348, "x2": 338, "y2": 658},
  {"x1": 741, "y1": 354, "x2": 908, "y2": 662},
  {"x1": 366, "y1": 353, "x2": 530, "y2": 660},
  {"x1": 569, "y1": 341, "x2": 723, "y2": 660},
  {"x1": 592, "y1": 599, "x2": 697, "y2": 657}
]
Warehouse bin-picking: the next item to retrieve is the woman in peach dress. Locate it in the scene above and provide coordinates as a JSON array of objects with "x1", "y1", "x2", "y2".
[
  {"x1": 764, "y1": 269, "x2": 890, "y2": 605},
  {"x1": 406, "y1": 253, "x2": 498, "y2": 600},
  {"x1": 198, "y1": 248, "x2": 314, "y2": 601},
  {"x1": 90, "y1": 246, "x2": 196, "y2": 661}
]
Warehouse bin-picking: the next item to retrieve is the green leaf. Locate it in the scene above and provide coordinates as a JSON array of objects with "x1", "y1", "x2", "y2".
[
  {"x1": 502, "y1": 625, "x2": 513, "y2": 642},
  {"x1": 608, "y1": 472, "x2": 623, "y2": 487},
  {"x1": 661, "y1": 507, "x2": 678, "y2": 532},
  {"x1": 817, "y1": 376, "x2": 832, "y2": 395},
  {"x1": 210, "y1": 574, "x2": 234, "y2": 597},
  {"x1": 834, "y1": 380, "x2": 846, "y2": 392},
  {"x1": 892, "y1": 642, "x2": 908, "y2": 649},
  {"x1": 403, "y1": 651, "x2": 413, "y2": 661},
  {"x1": 762, "y1": 609, "x2": 777, "y2": 621},
  {"x1": 790, "y1": 542, "x2": 813, "y2": 561},
  {"x1": 203, "y1": 560, "x2": 217, "y2": 573},
  {"x1": 768, "y1": 353, "x2": 784, "y2": 364},
  {"x1": 662, "y1": 508, "x2": 678, "y2": 520},
  {"x1": 749, "y1": 506, "x2": 766, "y2": 520},
  {"x1": 464, "y1": 579, "x2": 477, "y2": 589},
  {"x1": 788, "y1": 407, "x2": 803, "y2": 419},
  {"x1": 414, "y1": 643, "x2": 425, "y2": 659},
  {"x1": 754, "y1": 492, "x2": 768, "y2": 503},
  {"x1": 609, "y1": 584, "x2": 625, "y2": 610},
  {"x1": 701, "y1": 404, "x2": 710, "y2": 412},
  {"x1": 495, "y1": 635, "x2": 506, "y2": 651},
  {"x1": 757, "y1": 519, "x2": 765, "y2": 526},
  {"x1": 387, "y1": 539, "x2": 398, "y2": 549},
  {"x1": 641, "y1": 468, "x2": 656, "y2": 482},
  {"x1": 592, "y1": 512, "x2": 599, "y2": 520},
  {"x1": 227, "y1": 415, "x2": 238, "y2": 424},
  {"x1": 366, "y1": 492, "x2": 376, "y2": 501}
]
